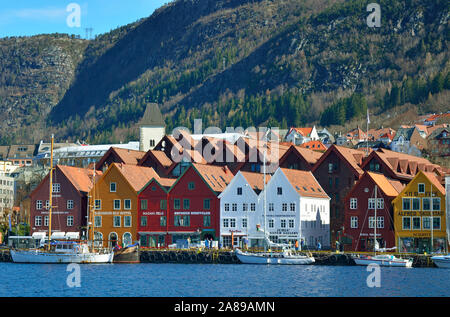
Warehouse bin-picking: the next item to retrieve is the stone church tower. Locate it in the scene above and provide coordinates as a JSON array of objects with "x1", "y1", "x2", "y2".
[{"x1": 139, "y1": 103, "x2": 165, "y2": 152}]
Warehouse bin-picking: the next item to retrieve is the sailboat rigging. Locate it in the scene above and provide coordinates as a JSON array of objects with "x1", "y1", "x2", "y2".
[{"x1": 10, "y1": 135, "x2": 114, "y2": 264}]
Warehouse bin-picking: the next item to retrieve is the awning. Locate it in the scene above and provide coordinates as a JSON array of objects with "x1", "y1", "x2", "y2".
[
  {"x1": 65, "y1": 232, "x2": 80, "y2": 239},
  {"x1": 50, "y1": 232, "x2": 65, "y2": 239},
  {"x1": 32, "y1": 232, "x2": 46, "y2": 239}
]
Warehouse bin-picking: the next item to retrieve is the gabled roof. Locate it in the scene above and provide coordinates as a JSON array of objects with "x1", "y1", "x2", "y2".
[
  {"x1": 288, "y1": 127, "x2": 314, "y2": 137},
  {"x1": 298, "y1": 140, "x2": 327, "y2": 152},
  {"x1": 280, "y1": 168, "x2": 329, "y2": 199},
  {"x1": 393, "y1": 171, "x2": 446, "y2": 202},
  {"x1": 312, "y1": 145, "x2": 365, "y2": 177},
  {"x1": 366, "y1": 172, "x2": 404, "y2": 197},
  {"x1": 95, "y1": 147, "x2": 146, "y2": 170},
  {"x1": 279, "y1": 145, "x2": 323, "y2": 167},
  {"x1": 240, "y1": 171, "x2": 271, "y2": 192},
  {"x1": 111, "y1": 163, "x2": 160, "y2": 192},
  {"x1": 138, "y1": 149, "x2": 174, "y2": 169},
  {"x1": 58, "y1": 165, "x2": 103, "y2": 193},
  {"x1": 190, "y1": 163, "x2": 234, "y2": 193}
]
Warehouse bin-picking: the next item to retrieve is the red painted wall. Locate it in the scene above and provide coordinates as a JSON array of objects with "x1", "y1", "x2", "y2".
[
  {"x1": 30, "y1": 167, "x2": 86, "y2": 236},
  {"x1": 344, "y1": 175, "x2": 395, "y2": 252}
]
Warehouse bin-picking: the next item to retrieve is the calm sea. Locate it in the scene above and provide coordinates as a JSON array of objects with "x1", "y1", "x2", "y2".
[{"x1": 1, "y1": 263, "x2": 449, "y2": 297}]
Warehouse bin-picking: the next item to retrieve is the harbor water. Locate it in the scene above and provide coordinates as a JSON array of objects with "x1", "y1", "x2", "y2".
[{"x1": 1, "y1": 263, "x2": 449, "y2": 297}]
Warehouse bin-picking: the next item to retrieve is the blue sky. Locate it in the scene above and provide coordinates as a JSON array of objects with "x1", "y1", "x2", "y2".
[{"x1": 0, "y1": 0, "x2": 170, "y2": 38}]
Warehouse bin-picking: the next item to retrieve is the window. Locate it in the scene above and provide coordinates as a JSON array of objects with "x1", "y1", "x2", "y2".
[
  {"x1": 350, "y1": 216, "x2": 358, "y2": 228},
  {"x1": 368, "y1": 198, "x2": 376, "y2": 209},
  {"x1": 35, "y1": 216, "x2": 42, "y2": 226},
  {"x1": 224, "y1": 203, "x2": 229, "y2": 212},
  {"x1": 328, "y1": 163, "x2": 334, "y2": 173},
  {"x1": 223, "y1": 219, "x2": 229, "y2": 228},
  {"x1": 232, "y1": 203, "x2": 237, "y2": 212},
  {"x1": 140, "y1": 199, "x2": 148, "y2": 210},
  {"x1": 237, "y1": 187, "x2": 242, "y2": 195},
  {"x1": 113, "y1": 216, "x2": 121, "y2": 227},
  {"x1": 203, "y1": 199, "x2": 211, "y2": 210},
  {"x1": 368, "y1": 217, "x2": 375, "y2": 229},
  {"x1": 289, "y1": 219, "x2": 294, "y2": 228},
  {"x1": 277, "y1": 187, "x2": 282, "y2": 195},
  {"x1": 150, "y1": 139, "x2": 155, "y2": 147},
  {"x1": 110, "y1": 182, "x2": 116, "y2": 192},
  {"x1": 376, "y1": 198, "x2": 384, "y2": 210},
  {"x1": 290, "y1": 203, "x2": 295, "y2": 212},
  {"x1": 432, "y1": 198, "x2": 441, "y2": 211},
  {"x1": 433, "y1": 217, "x2": 441, "y2": 230},
  {"x1": 44, "y1": 216, "x2": 49, "y2": 227},
  {"x1": 250, "y1": 203, "x2": 256, "y2": 211},
  {"x1": 45, "y1": 200, "x2": 50, "y2": 210},
  {"x1": 160, "y1": 200, "x2": 167, "y2": 210},
  {"x1": 423, "y1": 217, "x2": 431, "y2": 230},
  {"x1": 377, "y1": 216, "x2": 384, "y2": 229},
  {"x1": 242, "y1": 218, "x2": 247, "y2": 228},
  {"x1": 36, "y1": 200, "x2": 43, "y2": 210},
  {"x1": 124, "y1": 199, "x2": 131, "y2": 210},
  {"x1": 412, "y1": 217, "x2": 421, "y2": 230},
  {"x1": 174, "y1": 199, "x2": 180, "y2": 210},
  {"x1": 95, "y1": 199, "x2": 101, "y2": 210},
  {"x1": 67, "y1": 216, "x2": 74, "y2": 226},
  {"x1": 418, "y1": 183, "x2": 425, "y2": 193},
  {"x1": 412, "y1": 198, "x2": 420, "y2": 211},
  {"x1": 203, "y1": 216, "x2": 211, "y2": 227},
  {"x1": 124, "y1": 216, "x2": 132, "y2": 227},
  {"x1": 281, "y1": 219, "x2": 286, "y2": 228},
  {"x1": 67, "y1": 200, "x2": 74, "y2": 210},
  {"x1": 423, "y1": 198, "x2": 431, "y2": 211},
  {"x1": 141, "y1": 216, "x2": 147, "y2": 227},
  {"x1": 113, "y1": 199, "x2": 121, "y2": 210},
  {"x1": 188, "y1": 182, "x2": 195, "y2": 190},
  {"x1": 160, "y1": 216, "x2": 166, "y2": 227},
  {"x1": 350, "y1": 198, "x2": 357, "y2": 209},
  {"x1": 230, "y1": 219, "x2": 236, "y2": 228},
  {"x1": 94, "y1": 216, "x2": 102, "y2": 227},
  {"x1": 52, "y1": 183, "x2": 60, "y2": 193},
  {"x1": 268, "y1": 219, "x2": 274, "y2": 228},
  {"x1": 269, "y1": 203, "x2": 274, "y2": 211},
  {"x1": 282, "y1": 203, "x2": 287, "y2": 211},
  {"x1": 242, "y1": 203, "x2": 248, "y2": 212},
  {"x1": 402, "y1": 198, "x2": 411, "y2": 211},
  {"x1": 183, "y1": 199, "x2": 190, "y2": 210},
  {"x1": 402, "y1": 217, "x2": 411, "y2": 230}
]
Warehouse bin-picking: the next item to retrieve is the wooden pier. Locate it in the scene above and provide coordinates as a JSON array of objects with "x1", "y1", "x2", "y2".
[{"x1": 0, "y1": 248, "x2": 438, "y2": 267}]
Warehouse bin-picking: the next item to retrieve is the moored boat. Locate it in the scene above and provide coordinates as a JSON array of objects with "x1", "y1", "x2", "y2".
[
  {"x1": 10, "y1": 241, "x2": 114, "y2": 264},
  {"x1": 235, "y1": 248, "x2": 315, "y2": 265},
  {"x1": 431, "y1": 254, "x2": 450, "y2": 268},
  {"x1": 352, "y1": 254, "x2": 413, "y2": 267},
  {"x1": 113, "y1": 243, "x2": 140, "y2": 263}
]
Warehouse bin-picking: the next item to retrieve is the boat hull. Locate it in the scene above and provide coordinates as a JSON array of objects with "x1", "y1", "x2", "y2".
[
  {"x1": 113, "y1": 245, "x2": 140, "y2": 263},
  {"x1": 352, "y1": 256, "x2": 413, "y2": 267},
  {"x1": 235, "y1": 250, "x2": 315, "y2": 265},
  {"x1": 10, "y1": 249, "x2": 114, "y2": 264},
  {"x1": 431, "y1": 256, "x2": 450, "y2": 268}
]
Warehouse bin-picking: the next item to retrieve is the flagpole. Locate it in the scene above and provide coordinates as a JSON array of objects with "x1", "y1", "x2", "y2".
[{"x1": 366, "y1": 109, "x2": 370, "y2": 157}]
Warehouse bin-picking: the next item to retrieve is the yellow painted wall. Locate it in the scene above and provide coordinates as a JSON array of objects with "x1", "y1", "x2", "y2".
[
  {"x1": 89, "y1": 165, "x2": 138, "y2": 247},
  {"x1": 393, "y1": 172, "x2": 447, "y2": 252}
]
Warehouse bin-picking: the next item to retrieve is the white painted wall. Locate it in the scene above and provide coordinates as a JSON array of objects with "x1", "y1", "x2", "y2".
[{"x1": 140, "y1": 126, "x2": 165, "y2": 152}]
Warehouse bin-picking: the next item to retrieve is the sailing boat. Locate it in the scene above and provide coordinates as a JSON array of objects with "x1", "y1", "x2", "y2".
[
  {"x1": 352, "y1": 185, "x2": 413, "y2": 267},
  {"x1": 235, "y1": 142, "x2": 315, "y2": 265},
  {"x1": 10, "y1": 135, "x2": 114, "y2": 264}
]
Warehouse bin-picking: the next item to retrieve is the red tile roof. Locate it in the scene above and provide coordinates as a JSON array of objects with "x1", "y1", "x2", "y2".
[
  {"x1": 58, "y1": 165, "x2": 103, "y2": 193},
  {"x1": 112, "y1": 163, "x2": 160, "y2": 192},
  {"x1": 280, "y1": 168, "x2": 329, "y2": 199}
]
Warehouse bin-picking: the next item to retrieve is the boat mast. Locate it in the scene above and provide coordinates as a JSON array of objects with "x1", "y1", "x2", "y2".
[
  {"x1": 47, "y1": 134, "x2": 54, "y2": 251},
  {"x1": 263, "y1": 145, "x2": 267, "y2": 252},
  {"x1": 431, "y1": 183, "x2": 433, "y2": 254},
  {"x1": 374, "y1": 185, "x2": 377, "y2": 256}
]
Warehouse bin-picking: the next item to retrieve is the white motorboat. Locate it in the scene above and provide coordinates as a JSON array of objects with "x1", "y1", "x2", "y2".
[
  {"x1": 431, "y1": 254, "x2": 450, "y2": 268},
  {"x1": 10, "y1": 241, "x2": 114, "y2": 264},
  {"x1": 235, "y1": 248, "x2": 315, "y2": 265},
  {"x1": 352, "y1": 254, "x2": 413, "y2": 267}
]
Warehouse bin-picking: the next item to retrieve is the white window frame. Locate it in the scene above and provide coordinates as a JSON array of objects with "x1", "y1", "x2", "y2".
[
  {"x1": 44, "y1": 216, "x2": 49, "y2": 227},
  {"x1": 433, "y1": 217, "x2": 441, "y2": 230},
  {"x1": 95, "y1": 199, "x2": 101, "y2": 210},
  {"x1": 350, "y1": 198, "x2": 357, "y2": 210},
  {"x1": 350, "y1": 216, "x2": 358, "y2": 229},
  {"x1": 124, "y1": 215, "x2": 132, "y2": 227},
  {"x1": 376, "y1": 198, "x2": 384, "y2": 210},
  {"x1": 412, "y1": 198, "x2": 420, "y2": 211},
  {"x1": 368, "y1": 198, "x2": 376, "y2": 210},
  {"x1": 223, "y1": 219, "x2": 229, "y2": 228},
  {"x1": 113, "y1": 199, "x2": 121, "y2": 210},
  {"x1": 268, "y1": 219, "x2": 274, "y2": 228},
  {"x1": 110, "y1": 182, "x2": 117, "y2": 192},
  {"x1": 67, "y1": 200, "x2": 74, "y2": 210},
  {"x1": 432, "y1": 198, "x2": 441, "y2": 211},
  {"x1": 94, "y1": 216, "x2": 102, "y2": 227},
  {"x1": 35, "y1": 216, "x2": 42, "y2": 226},
  {"x1": 290, "y1": 203, "x2": 295, "y2": 212},
  {"x1": 67, "y1": 216, "x2": 74, "y2": 227},
  {"x1": 422, "y1": 198, "x2": 431, "y2": 211},
  {"x1": 124, "y1": 199, "x2": 131, "y2": 210},
  {"x1": 113, "y1": 215, "x2": 121, "y2": 227},
  {"x1": 52, "y1": 183, "x2": 61, "y2": 193},
  {"x1": 412, "y1": 216, "x2": 421, "y2": 230},
  {"x1": 36, "y1": 200, "x2": 43, "y2": 210},
  {"x1": 402, "y1": 198, "x2": 411, "y2": 211},
  {"x1": 224, "y1": 203, "x2": 229, "y2": 212},
  {"x1": 418, "y1": 183, "x2": 425, "y2": 194},
  {"x1": 377, "y1": 216, "x2": 384, "y2": 229},
  {"x1": 402, "y1": 217, "x2": 411, "y2": 230}
]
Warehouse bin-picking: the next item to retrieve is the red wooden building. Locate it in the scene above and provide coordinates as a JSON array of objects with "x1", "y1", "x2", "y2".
[
  {"x1": 343, "y1": 171, "x2": 404, "y2": 252},
  {"x1": 30, "y1": 165, "x2": 101, "y2": 239},
  {"x1": 137, "y1": 163, "x2": 234, "y2": 247}
]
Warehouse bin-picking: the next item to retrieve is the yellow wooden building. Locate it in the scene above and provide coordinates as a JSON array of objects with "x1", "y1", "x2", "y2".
[
  {"x1": 89, "y1": 163, "x2": 159, "y2": 248},
  {"x1": 392, "y1": 171, "x2": 447, "y2": 254}
]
